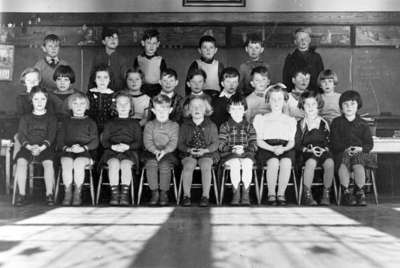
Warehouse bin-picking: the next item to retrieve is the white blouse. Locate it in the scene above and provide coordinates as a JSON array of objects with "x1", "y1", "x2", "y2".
[{"x1": 253, "y1": 112, "x2": 297, "y2": 141}]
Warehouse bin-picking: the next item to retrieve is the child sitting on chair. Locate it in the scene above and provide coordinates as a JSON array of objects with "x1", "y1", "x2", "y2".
[
  {"x1": 57, "y1": 92, "x2": 99, "y2": 206},
  {"x1": 101, "y1": 92, "x2": 142, "y2": 206},
  {"x1": 14, "y1": 86, "x2": 57, "y2": 206},
  {"x1": 143, "y1": 94, "x2": 179, "y2": 206},
  {"x1": 179, "y1": 95, "x2": 219, "y2": 207},
  {"x1": 219, "y1": 94, "x2": 257, "y2": 205},
  {"x1": 331, "y1": 90, "x2": 374, "y2": 206},
  {"x1": 253, "y1": 83, "x2": 297, "y2": 206},
  {"x1": 295, "y1": 91, "x2": 334, "y2": 206}
]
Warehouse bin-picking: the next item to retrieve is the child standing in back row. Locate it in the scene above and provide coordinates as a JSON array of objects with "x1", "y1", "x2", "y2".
[
  {"x1": 133, "y1": 29, "x2": 167, "y2": 97},
  {"x1": 186, "y1": 35, "x2": 224, "y2": 98},
  {"x1": 239, "y1": 33, "x2": 269, "y2": 97},
  {"x1": 34, "y1": 34, "x2": 68, "y2": 92},
  {"x1": 89, "y1": 27, "x2": 127, "y2": 91},
  {"x1": 282, "y1": 27, "x2": 324, "y2": 93}
]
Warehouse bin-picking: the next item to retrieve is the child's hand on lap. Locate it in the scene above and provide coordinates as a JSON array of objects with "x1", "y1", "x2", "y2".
[
  {"x1": 70, "y1": 144, "x2": 85, "y2": 154},
  {"x1": 274, "y1": 146, "x2": 284, "y2": 156},
  {"x1": 233, "y1": 145, "x2": 244, "y2": 155},
  {"x1": 156, "y1": 150, "x2": 166, "y2": 161}
]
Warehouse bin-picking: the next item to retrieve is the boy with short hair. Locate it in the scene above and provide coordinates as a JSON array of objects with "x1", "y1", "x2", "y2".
[
  {"x1": 239, "y1": 33, "x2": 269, "y2": 97},
  {"x1": 133, "y1": 29, "x2": 167, "y2": 97},
  {"x1": 245, "y1": 66, "x2": 271, "y2": 122},
  {"x1": 286, "y1": 69, "x2": 310, "y2": 120},
  {"x1": 89, "y1": 27, "x2": 127, "y2": 91},
  {"x1": 143, "y1": 94, "x2": 179, "y2": 206},
  {"x1": 148, "y1": 68, "x2": 184, "y2": 123},
  {"x1": 186, "y1": 35, "x2": 224, "y2": 98},
  {"x1": 318, "y1": 69, "x2": 341, "y2": 124},
  {"x1": 210, "y1": 67, "x2": 240, "y2": 128},
  {"x1": 34, "y1": 34, "x2": 68, "y2": 92},
  {"x1": 282, "y1": 27, "x2": 324, "y2": 93}
]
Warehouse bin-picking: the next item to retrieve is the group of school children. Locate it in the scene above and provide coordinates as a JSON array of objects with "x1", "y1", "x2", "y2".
[{"x1": 12, "y1": 26, "x2": 374, "y2": 208}]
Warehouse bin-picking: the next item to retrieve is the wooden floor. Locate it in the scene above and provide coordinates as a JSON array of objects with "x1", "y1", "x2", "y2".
[{"x1": 0, "y1": 199, "x2": 400, "y2": 268}]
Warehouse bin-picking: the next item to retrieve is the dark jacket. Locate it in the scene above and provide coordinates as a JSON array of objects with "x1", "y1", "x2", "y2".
[
  {"x1": 178, "y1": 117, "x2": 219, "y2": 162},
  {"x1": 282, "y1": 47, "x2": 324, "y2": 93}
]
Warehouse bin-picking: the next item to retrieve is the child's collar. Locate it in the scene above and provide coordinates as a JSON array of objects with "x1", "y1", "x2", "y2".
[
  {"x1": 200, "y1": 56, "x2": 215, "y2": 64},
  {"x1": 141, "y1": 51, "x2": 158, "y2": 59},
  {"x1": 89, "y1": 87, "x2": 114, "y2": 94},
  {"x1": 161, "y1": 91, "x2": 175, "y2": 99},
  {"x1": 219, "y1": 90, "x2": 234, "y2": 98}
]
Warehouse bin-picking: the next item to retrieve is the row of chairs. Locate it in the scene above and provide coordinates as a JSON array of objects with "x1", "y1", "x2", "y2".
[{"x1": 12, "y1": 161, "x2": 379, "y2": 206}]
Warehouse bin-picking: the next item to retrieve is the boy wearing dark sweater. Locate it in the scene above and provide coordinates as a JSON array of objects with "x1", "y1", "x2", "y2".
[
  {"x1": 89, "y1": 27, "x2": 127, "y2": 91},
  {"x1": 211, "y1": 67, "x2": 240, "y2": 128},
  {"x1": 282, "y1": 27, "x2": 324, "y2": 93}
]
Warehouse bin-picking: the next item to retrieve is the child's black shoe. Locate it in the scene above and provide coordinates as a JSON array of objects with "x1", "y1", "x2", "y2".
[
  {"x1": 267, "y1": 195, "x2": 277, "y2": 206},
  {"x1": 109, "y1": 185, "x2": 120, "y2": 206},
  {"x1": 15, "y1": 194, "x2": 26, "y2": 207},
  {"x1": 319, "y1": 187, "x2": 331, "y2": 206},
  {"x1": 199, "y1": 196, "x2": 209, "y2": 207},
  {"x1": 119, "y1": 185, "x2": 130, "y2": 206},
  {"x1": 277, "y1": 195, "x2": 287, "y2": 206},
  {"x1": 46, "y1": 194, "x2": 55, "y2": 206},
  {"x1": 159, "y1": 190, "x2": 169, "y2": 206},
  {"x1": 302, "y1": 186, "x2": 317, "y2": 206},
  {"x1": 355, "y1": 188, "x2": 367, "y2": 206},
  {"x1": 230, "y1": 189, "x2": 240, "y2": 206},
  {"x1": 149, "y1": 190, "x2": 159, "y2": 206},
  {"x1": 342, "y1": 188, "x2": 356, "y2": 206},
  {"x1": 182, "y1": 196, "x2": 191, "y2": 207}
]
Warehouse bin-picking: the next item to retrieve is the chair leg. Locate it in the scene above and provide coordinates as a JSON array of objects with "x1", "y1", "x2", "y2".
[
  {"x1": 130, "y1": 173, "x2": 135, "y2": 205},
  {"x1": 177, "y1": 172, "x2": 183, "y2": 205},
  {"x1": 54, "y1": 169, "x2": 61, "y2": 204},
  {"x1": 371, "y1": 169, "x2": 379, "y2": 205},
  {"x1": 332, "y1": 175, "x2": 338, "y2": 205},
  {"x1": 12, "y1": 173, "x2": 18, "y2": 206},
  {"x1": 259, "y1": 169, "x2": 265, "y2": 203},
  {"x1": 172, "y1": 169, "x2": 178, "y2": 205},
  {"x1": 219, "y1": 168, "x2": 227, "y2": 205},
  {"x1": 298, "y1": 169, "x2": 304, "y2": 205},
  {"x1": 292, "y1": 169, "x2": 299, "y2": 205},
  {"x1": 253, "y1": 168, "x2": 260, "y2": 205},
  {"x1": 212, "y1": 168, "x2": 219, "y2": 205},
  {"x1": 137, "y1": 168, "x2": 145, "y2": 205},
  {"x1": 89, "y1": 169, "x2": 95, "y2": 206},
  {"x1": 96, "y1": 169, "x2": 104, "y2": 205},
  {"x1": 29, "y1": 163, "x2": 34, "y2": 195}
]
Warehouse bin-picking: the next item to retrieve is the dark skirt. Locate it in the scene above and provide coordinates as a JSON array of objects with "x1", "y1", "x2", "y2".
[
  {"x1": 100, "y1": 149, "x2": 139, "y2": 167},
  {"x1": 59, "y1": 151, "x2": 92, "y2": 160},
  {"x1": 256, "y1": 139, "x2": 295, "y2": 166},
  {"x1": 336, "y1": 152, "x2": 378, "y2": 170},
  {"x1": 16, "y1": 147, "x2": 55, "y2": 162},
  {"x1": 220, "y1": 152, "x2": 255, "y2": 165}
]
